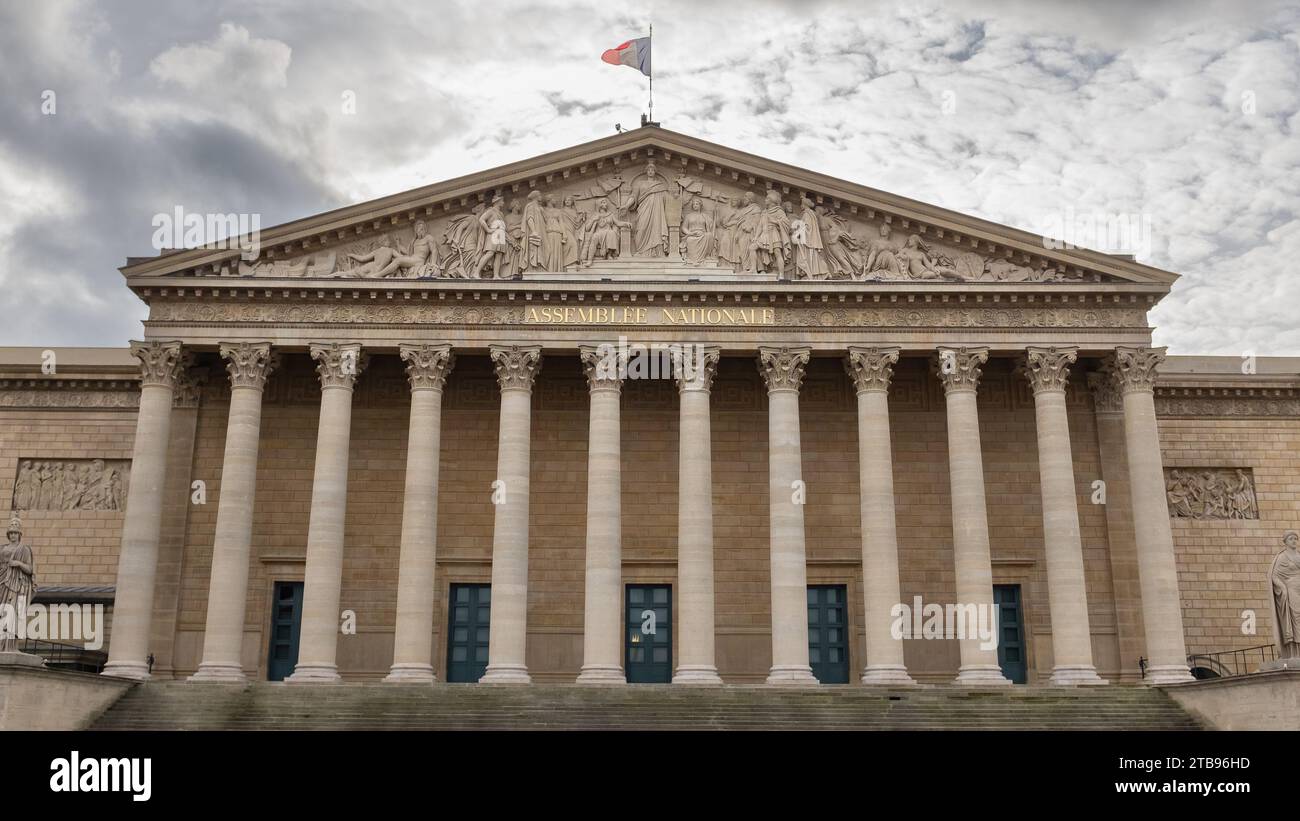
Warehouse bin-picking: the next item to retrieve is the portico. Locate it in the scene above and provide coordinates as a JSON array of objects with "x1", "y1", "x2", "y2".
[{"x1": 97, "y1": 127, "x2": 1198, "y2": 687}]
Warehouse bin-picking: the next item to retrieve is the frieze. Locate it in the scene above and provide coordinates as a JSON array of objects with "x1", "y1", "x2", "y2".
[
  {"x1": 12, "y1": 458, "x2": 131, "y2": 512},
  {"x1": 0, "y1": 382, "x2": 140, "y2": 409},
  {"x1": 1154, "y1": 391, "x2": 1300, "y2": 418},
  {"x1": 1165, "y1": 468, "x2": 1258, "y2": 520},
  {"x1": 146, "y1": 301, "x2": 1148, "y2": 330}
]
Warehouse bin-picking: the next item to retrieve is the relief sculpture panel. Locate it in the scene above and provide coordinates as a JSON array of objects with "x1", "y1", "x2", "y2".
[
  {"x1": 1165, "y1": 467, "x2": 1259, "y2": 520},
  {"x1": 223, "y1": 158, "x2": 1102, "y2": 284},
  {"x1": 12, "y1": 458, "x2": 131, "y2": 512}
]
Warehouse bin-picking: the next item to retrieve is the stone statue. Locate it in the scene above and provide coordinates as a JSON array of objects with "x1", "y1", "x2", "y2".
[
  {"x1": 0, "y1": 515, "x2": 35, "y2": 654},
  {"x1": 580, "y1": 198, "x2": 630, "y2": 265},
  {"x1": 625, "y1": 161, "x2": 671, "y2": 257},
  {"x1": 896, "y1": 235, "x2": 964, "y2": 281},
  {"x1": 559, "y1": 196, "x2": 586, "y2": 270},
  {"x1": 503, "y1": 200, "x2": 524, "y2": 277},
  {"x1": 752, "y1": 189, "x2": 791, "y2": 277},
  {"x1": 1165, "y1": 468, "x2": 1258, "y2": 519},
  {"x1": 519, "y1": 191, "x2": 547, "y2": 273},
  {"x1": 726, "y1": 192, "x2": 762, "y2": 272},
  {"x1": 679, "y1": 198, "x2": 715, "y2": 264},
  {"x1": 11, "y1": 458, "x2": 130, "y2": 512},
  {"x1": 862, "y1": 223, "x2": 903, "y2": 279},
  {"x1": 344, "y1": 233, "x2": 405, "y2": 278},
  {"x1": 473, "y1": 197, "x2": 509, "y2": 279},
  {"x1": 792, "y1": 196, "x2": 830, "y2": 280},
  {"x1": 1271, "y1": 530, "x2": 1300, "y2": 662},
  {"x1": 816, "y1": 206, "x2": 862, "y2": 278},
  {"x1": 542, "y1": 195, "x2": 569, "y2": 272}
]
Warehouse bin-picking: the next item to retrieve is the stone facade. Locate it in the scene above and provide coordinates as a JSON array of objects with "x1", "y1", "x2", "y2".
[{"x1": 3, "y1": 128, "x2": 1297, "y2": 687}]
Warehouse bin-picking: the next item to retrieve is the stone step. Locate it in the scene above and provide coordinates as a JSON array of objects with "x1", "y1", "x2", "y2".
[{"x1": 91, "y1": 683, "x2": 1203, "y2": 731}]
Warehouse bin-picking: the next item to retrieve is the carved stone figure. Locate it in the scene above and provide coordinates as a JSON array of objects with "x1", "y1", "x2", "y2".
[
  {"x1": 443, "y1": 204, "x2": 487, "y2": 278},
  {"x1": 679, "y1": 198, "x2": 715, "y2": 264},
  {"x1": 519, "y1": 191, "x2": 547, "y2": 273},
  {"x1": 752, "y1": 190, "x2": 791, "y2": 276},
  {"x1": 792, "y1": 197, "x2": 830, "y2": 280},
  {"x1": 1272, "y1": 530, "x2": 1300, "y2": 661},
  {"x1": 473, "y1": 197, "x2": 509, "y2": 279},
  {"x1": 345, "y1": 233, "x2": 401, "y2": 278},
  {"x1": 1165, "y1": 468, "x2": 1259, "y2": 519},
  {"x1": 559, "y1": 196, "x2": 586, "y2": 270},
  {"x1": 816, "y1": 207, "x2": 862, "y2": 278},
  {"x1": 0, "y1": 515, "x2": 36, "y2": 654},
  {"x1": 897, "y1": 235, "x2": 964, "y2": 281},
  {"x1": 11, "y1": 459, "x2": 131, "y2": 512},
  {"x1": 503, "y1": 200, "x2": 524, "y2": 277},
  {"x1": 863, "y1": 224, "x2": 903, "y2": 279},
  {"x1": 728, "y1": 192, "x2": 762, "y2": 271},
  {"x1": 580, "y1": 198, "x2": 629, "y2": 265},
  {"x1": 625, "y1": 161, "x2": 671, "y2": 257},
  {"x1": 542, "y1": 195, "x2": 569, "y2": 272}
]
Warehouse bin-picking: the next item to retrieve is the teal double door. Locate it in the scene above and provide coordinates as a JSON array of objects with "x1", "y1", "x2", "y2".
[
  {"x1": 446, "y1": 584, "x2": 492, "y2": 682},
  {"x1": 625, "y1": 585, "x2": 672, "y2": 683}
]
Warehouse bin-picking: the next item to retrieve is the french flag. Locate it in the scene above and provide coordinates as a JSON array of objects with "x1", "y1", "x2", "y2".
[{"x1": 601, "y1": 37, "x2": 651, "y2": 77}]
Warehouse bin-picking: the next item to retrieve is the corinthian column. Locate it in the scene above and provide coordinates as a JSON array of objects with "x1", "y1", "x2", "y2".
[
  {"x1": 759, "y1": 346, "x2": 818, "y2": 686},
  {"x1": 385, "y1": 344, "x2": 454, "y2": 683},
  {"x1": 671, "y1": 345, "x2": 723, "y2": 684},
  {"x1": 288, "y1": 343, "x2": 367, "y2": 683},
  {"x1": 1023, "y1": 347, "x2": 1106, "y2": 685},
  {"x1": 480, "y1": 345, "x2": 541, "y2": 684},
  {"x1": 846, "y1": 347, "x2": 914, "y2": 685},
  {"x1": 103, "y1": 340, "x2": 188, "y2": 680},
  {"x1": 576, "y1": 344, "x2": 626, "y2": 684},
  {"x1": 1113, "y1": 347, "x2": 1194, "y2": 684},
  {"x1": 191, "y1": 342, "x2": 279, "y2": 682},
  {"x1": 936, "y1": 347, "x2": 1011, "y2": 685}
]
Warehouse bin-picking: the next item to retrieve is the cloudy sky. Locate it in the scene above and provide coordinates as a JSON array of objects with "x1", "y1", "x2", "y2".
[{"x1": 2, "y1": 0, "x2": 1298, "y2": 355}]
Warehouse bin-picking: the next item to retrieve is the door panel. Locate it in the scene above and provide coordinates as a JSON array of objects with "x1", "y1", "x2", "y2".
[
  {"x1": 808, "y1": 585, "x2": 850, "y2": 684},
  {"x1": 446, "y1": 584, "x2": 491, "y2": 683},
  {"x1": 625, "y1": 584, "x2": 671, "y2": 683},
  {"x1": 994, "y1": 584, "x2": 1027, "y2": 684},
  {"x1": 266, "y1": 581, "x2": 303, "y2": 682}
]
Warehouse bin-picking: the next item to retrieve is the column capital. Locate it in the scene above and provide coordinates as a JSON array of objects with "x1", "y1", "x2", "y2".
[
  {"x1": 1087, "y1": 361, "x2": 1124, "y2": 414},
  {"x1": 934, "y1": 346, "x2": 989, "y2": 394},
  {"x1": 399, "y1": 344, "x2": 454, "y2": 391},
  {"x1": 129, "y1": 340, "x2": 187, "y2": 389},
  {"x1": 1024, "y1": 346, "x2": 1078, "y2": 394},
  {"x1": 671, "y1": 344, "x2": 720, "y2": 393},
  {"x1": 220, "y1": 342, "x2": 279, "y2": 391},
  {"x1": 309, "y1": 342, "x2": 367, "y2": 390},
  {"x1": 845, "y1": 346, "x2": 900, "y2": 394},
  {"x1": 758, "y1": 345, "x2": 811, "y2": 393},
  {"x1": 1114, "y1": 346, "x2": 1166, "y2": 394},
  {"x1": 579, "y1": 344, "x2": 625, "y2": 393},
  {"x1": 489, "y1": 345, "x2": 542, "y2": 392},
  {"x1": 172, "y1": 364, "x2": 208, "y2": 408}
]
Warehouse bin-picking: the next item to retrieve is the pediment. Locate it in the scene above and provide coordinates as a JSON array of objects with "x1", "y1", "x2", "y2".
[{"x1": 123, "y1": 127, "x2": 1177, "y2": 288}]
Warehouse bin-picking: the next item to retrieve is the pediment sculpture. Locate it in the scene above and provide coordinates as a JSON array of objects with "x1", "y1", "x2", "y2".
[{"x1": 227, "y1": 159, "x2": 1094, "y2": 284}]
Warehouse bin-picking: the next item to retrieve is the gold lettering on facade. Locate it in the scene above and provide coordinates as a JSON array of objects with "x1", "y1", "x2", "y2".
[{"x1": 525, "y1": 305, "x2": 775, "y2": 326}]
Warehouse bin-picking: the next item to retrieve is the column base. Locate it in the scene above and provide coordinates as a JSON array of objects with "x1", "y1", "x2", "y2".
[
  {"x1": 1049, "y1": 665, "x2": 1108, "y2": 686},
  {"x1": 766, "y1": 665, "x2": 819, "y2": 686},
  {"x1": 285, "y1": 664, "x2": 341, "y2": 684},
  {"x1": 1144, "y1": 664, "x2": 1195, "y2": 685},
  {"x1": 575, "y1": 665, "x2": 627, "y2": 684},
  {"x1": 860, "y1": 665, "x2": 917, "y2": 686},
  {"x1": 672, "y1": 665, "x2": 723, "y2": 685},
  {"x1": 954, "y1": 664, "x2": 1013, "y2": 685},
  {"x1": 479, "y1": 664, "x2": 531, "y2": 685},
  {"x1": 384, "y1": 664, "x2": 437, "y2": 684},
  {"x1": 188, "y1": 662, "x2": 249, "y2": 684},
  {"x1": 101, "y1": 661, "x2": 151, "y2": 681}
]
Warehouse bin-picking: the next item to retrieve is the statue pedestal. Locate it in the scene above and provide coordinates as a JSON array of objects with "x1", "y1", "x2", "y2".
[
  {"x1": 0, "y1": 651, "x2": 46, "y2": 669},
  {"x1": 1261, "y1": 656, "x2": 1300, "y2": 672}
]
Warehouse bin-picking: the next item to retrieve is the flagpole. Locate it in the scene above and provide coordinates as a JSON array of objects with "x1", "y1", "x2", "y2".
[{"x1": 648, "y1": 23, "x2": 654, "y2": 123}]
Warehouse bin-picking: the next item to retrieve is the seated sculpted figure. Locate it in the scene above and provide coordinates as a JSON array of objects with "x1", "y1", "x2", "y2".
[{"x1": 581, "y1": 199, "x2": 630, "y2": 265}]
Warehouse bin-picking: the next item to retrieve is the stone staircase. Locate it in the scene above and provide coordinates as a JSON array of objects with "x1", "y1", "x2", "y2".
[{"x1": 90, "y1": 683, "x2": 1204, "y2": 730}]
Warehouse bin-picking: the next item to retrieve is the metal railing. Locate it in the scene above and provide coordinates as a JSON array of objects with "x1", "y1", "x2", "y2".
[
  {"x1": 18, "y1": 639, "x2": 108, "y2": 674},
  {"x1": 1185, "y1": 644, "x2": 1278, "y2": 679}
]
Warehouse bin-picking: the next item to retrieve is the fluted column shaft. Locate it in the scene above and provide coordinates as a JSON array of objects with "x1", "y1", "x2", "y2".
[
  {"x1": 1114, "y1": 347, "x2": 1194, "y2": 684},
  {"x1": 103, "y1": 340, "x2": 187, "y2": 680},
  {"x1": 672, "y1": 346, "x2": 723, "y2": 684},
  {"x1": 386, "y1": 345, "x2": 454, "y2": 683},
  {"x1": 759, "y1": 346, "x2": 818, "y2": 686},
  {"x1": 846, "y1": 347, "x2": 915, "y2": 685},
  {"x1": 289, "y1": 343, "x2": 367, "y2": 683},
  {"x1": 191, "y1": 343, "x2": 278, "y2": 682},
  {"x1": 1024, "y1": 347, "x2": 1105, "y2": 685},
  {"x1": 480, "y1": 345, "x2": 541, "y2": 684},
  {"x1": 577, "y1": 345, "x2": 626, "y2": 683},
  {"x1": 937, "y1": 347, "x2": 1011, "y2": 685}
]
